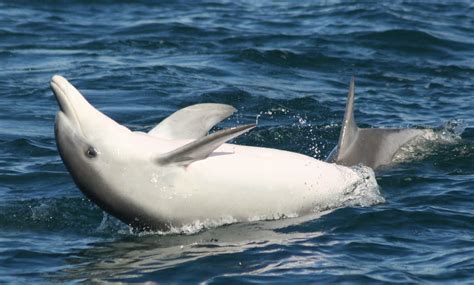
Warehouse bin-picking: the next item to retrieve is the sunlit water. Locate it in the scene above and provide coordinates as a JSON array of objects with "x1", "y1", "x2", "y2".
[{"x1": 1, "y1": 1, "x2": 473, "y2": 283}]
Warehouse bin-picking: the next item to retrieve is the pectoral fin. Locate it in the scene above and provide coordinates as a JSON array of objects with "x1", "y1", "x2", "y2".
[
  {"x1": 149, "y1": 103, "x2": 237, "y2": 140},
  {"x1": 157, "y1": 124, "x2": 256, "y2": 165}
]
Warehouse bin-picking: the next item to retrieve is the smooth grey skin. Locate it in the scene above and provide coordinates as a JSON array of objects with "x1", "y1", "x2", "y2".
[{"x1": 326, "y1": 78, "x2": 426, "y2": 170}]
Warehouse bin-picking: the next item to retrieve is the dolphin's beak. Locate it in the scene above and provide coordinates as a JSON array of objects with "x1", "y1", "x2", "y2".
[
  {"x1": 51, "y1": 75, "x2": 129, "y2": 137},
  {"x1": 51, "y1": 75, "x2": 95, "y2": 133},
  {"x1": 51, "y1": 75, "x2": 77, "y2": 119}
]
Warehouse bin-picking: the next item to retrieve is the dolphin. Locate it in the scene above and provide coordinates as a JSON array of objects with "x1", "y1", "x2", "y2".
[
  {"x1": 51, "y1": 75, "x2": 378, "y2": 231},
  {"x1": 326, "y1": 78, "x2": 426, "y2": 170}
]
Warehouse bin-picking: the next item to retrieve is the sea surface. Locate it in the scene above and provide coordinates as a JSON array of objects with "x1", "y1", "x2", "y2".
[{"x1": 1, "y1": 0, "x2": 473, "y2": 283}]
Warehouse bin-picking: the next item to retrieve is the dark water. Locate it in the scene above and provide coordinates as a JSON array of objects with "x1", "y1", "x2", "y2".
[{"x1": 1, "y1": 1, "x2": 473, "y2": 283}]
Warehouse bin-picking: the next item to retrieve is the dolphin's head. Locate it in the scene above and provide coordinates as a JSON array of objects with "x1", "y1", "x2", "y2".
[
  {"x1": 51, "y1": 75, "x2": 252, "y2": 230},
  {"x1": 51, "y1": 75, "x2": 136, "y2": 215}
]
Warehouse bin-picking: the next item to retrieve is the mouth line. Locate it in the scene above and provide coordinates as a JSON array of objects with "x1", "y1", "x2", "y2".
[
  {"x1": 51, "y1": 81, "x2": 66, "y2": 112},
  {"x1": 51, "y1": 79, "x2": 85, "y2": 137}
]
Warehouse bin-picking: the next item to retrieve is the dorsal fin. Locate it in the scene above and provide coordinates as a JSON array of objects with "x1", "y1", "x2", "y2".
[
  {"x1": 326, "y1": 77, "x2": 427, "y2": 169},
  {"x1": 157, "y1": 124, "x2": 255, "y2": 166},
  {"x1": 149, "y1": 103, "x2": 237, "y2": 140},
  {"x1": 336, "y1": 77, "x2": 359, "y2": 160}
]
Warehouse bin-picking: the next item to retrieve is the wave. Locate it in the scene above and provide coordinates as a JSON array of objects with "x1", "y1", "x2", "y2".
[
  {"x1": 198, "y1": 86, "x2": 252, "y2": 105},
  {"x1": 0, "y1": 29, "x2": 36, "y2": 38},
  {"x1": 356, "y1": 29, "x2": 470, "y2": 50},
  {"x1": 0, "y1": 197, "x2": 102, "y2": 231},
  {"x1": 232, "y1": 48, "x2": 342, "y2": 69},
  {"x1": 0, "y1": 138, "x2": 56, "y2": 156},
  {"x1": 113, "y1": 21, "x2": 229, "y2": 38}
]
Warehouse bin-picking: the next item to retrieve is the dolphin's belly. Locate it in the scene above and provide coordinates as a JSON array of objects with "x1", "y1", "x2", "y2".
[{"x1": 140, "y1": 143, "x2": 362, "y2": 224}]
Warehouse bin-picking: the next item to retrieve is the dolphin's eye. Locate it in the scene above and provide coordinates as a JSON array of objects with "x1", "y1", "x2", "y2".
[{"x1": 85, "y1": 146, "x2": 98, "y2": 158}]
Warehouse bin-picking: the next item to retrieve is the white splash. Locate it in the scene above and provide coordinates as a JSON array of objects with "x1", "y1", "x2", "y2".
[
  {"x1": 393, "y1": 119, "x2": 465, "y2": 163},
  {"x1": 309, "y1": 164, "x2": 384, "y2": 213}
]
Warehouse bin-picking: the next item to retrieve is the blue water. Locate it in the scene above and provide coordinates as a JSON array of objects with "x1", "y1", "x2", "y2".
[{"x1": 1, "y1": 1, "x2": 474, "y2": 283}]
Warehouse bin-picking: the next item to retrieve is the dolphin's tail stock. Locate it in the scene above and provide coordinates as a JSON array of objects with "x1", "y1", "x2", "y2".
[{"x1": 326, "y1": 78, "x2": 425, "y2": 170}]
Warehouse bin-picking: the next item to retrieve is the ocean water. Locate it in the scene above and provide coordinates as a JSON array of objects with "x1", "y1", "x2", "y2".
[{"x1": 1, "y1": 0, "x2": 473, "y2": 283}]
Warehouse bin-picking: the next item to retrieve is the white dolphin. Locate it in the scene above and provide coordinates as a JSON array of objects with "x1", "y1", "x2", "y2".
[{"x1": 51, "y1": 75, "x2": 378, "y2": 231}]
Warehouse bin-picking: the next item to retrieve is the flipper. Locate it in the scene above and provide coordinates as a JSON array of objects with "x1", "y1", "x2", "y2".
[
  {"x1": 149, "y1": 103, "x2": 237, "y2": 140},
  {"x1": 326, "y1": 78, "x2": 425, "y2": 169},
  {"x1": 158, "y1": 124, "x2": 256, "y2": 165}
]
